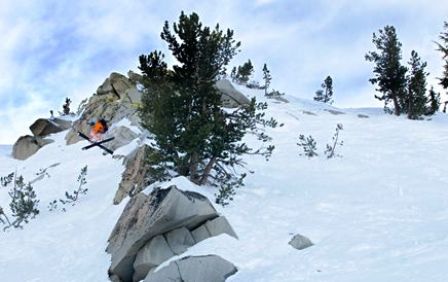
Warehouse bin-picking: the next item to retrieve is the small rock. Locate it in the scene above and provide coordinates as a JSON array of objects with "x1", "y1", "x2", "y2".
[{"x1": 289, "y1": 233, "x2": 313, "y2": 250}]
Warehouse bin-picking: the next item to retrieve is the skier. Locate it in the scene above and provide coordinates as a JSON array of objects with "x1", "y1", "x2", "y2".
[{"x1": 88, "y1": 118, "x2": 108, "y2": 141}]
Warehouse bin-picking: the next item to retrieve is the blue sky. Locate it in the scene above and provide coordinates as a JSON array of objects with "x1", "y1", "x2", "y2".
[{"x1": 1, "y1": 0, "x2": 447, "y2": 144}]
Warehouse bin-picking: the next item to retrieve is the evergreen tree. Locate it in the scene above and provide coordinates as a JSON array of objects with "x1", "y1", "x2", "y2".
[
  {"x1": 314, "y1": 75, "x2": 334, "y2": 104},
  {"x1": 8, "y1": 176, "x2": 39, "y2": 229},
  {"x1": 236, "y1": 60, "x2": 254, "y2": 83},
  {"x1": 435, "y1": 21, "x2": 448, "y2": 90},
  {"x1": 297, "y1": 135, "x2": 318, "y2": 158},
  {"x1": 230, "y1": 67, "x2": 237, "y2": 81},
  {"x1": 62, "y1": 98, "x2": 72, "y2": 116},
  {"x1": 365, "y1": 25, "x2": 408, "y2": 115},
  {"x1": 262, "y1": 63, "x2": 272, "y2": 96},
  {"x1": 426, "y1": 86, "x2": 441, "y2": 115},
  {"x1": 406, "y1": 50, "x2": 429, "y2": 119},
  {"x1": 138, "y1": 12, "x2": 276, "y2": 203}
]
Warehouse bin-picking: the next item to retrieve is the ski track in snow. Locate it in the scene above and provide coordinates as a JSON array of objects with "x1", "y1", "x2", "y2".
[{"x1": 1, "y1": 87, "x2": 448, "y2": 281}]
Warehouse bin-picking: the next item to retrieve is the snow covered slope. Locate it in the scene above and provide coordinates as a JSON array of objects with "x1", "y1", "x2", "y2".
[
  {"x1": 0, "y1": 145, "x2": 12, "y2": 157},
  {"x1": 1, "y1": 86, "x2": 448, "y2": 282}
]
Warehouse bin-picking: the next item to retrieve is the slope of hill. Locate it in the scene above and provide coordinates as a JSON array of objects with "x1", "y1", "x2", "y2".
[
  {"x1": 1, "y1": 84, "x2": 448, "y2": 282},
  {"x1": 0, "y1": 145, "x2": 12, "y2": 157}
]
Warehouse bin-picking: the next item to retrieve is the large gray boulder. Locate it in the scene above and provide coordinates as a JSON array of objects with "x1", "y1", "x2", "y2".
[
  {"x1": 165, "y1": 227, "x2": 196, "y2": 255},
  {"x1": 288, "y1": 233, "x2": 313, "y2": 250},
  {"x1": 12, "y1": 135, "x2": 54, "y2": 160},
  {"x1": 133, "y1": 235, "x2": 175, "y2": 282},
  {"x1": 106, "y1": 186, "x2": 219, "y2": 282},
  {"x1": 144, "y1": 255, "x2": 238, "y2": 282},
  {"x1": 215, "y1": 79, "x2": 250, "y2": 108},
  {"x1": 114, "y1": 145, "x2": 151, "y2": 205},
  {"x1": 30, "y1": 118, "x2": 72, "y2": 137}
]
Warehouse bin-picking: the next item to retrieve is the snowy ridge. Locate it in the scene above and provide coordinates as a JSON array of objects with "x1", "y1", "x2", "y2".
[{"x1": 1, "y1": 86, "x2": 448, "y2": 281}]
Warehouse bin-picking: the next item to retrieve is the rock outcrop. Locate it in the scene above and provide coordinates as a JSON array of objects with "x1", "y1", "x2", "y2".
[
  {"x1": 12, "y1": 135, "x2": 54, "y2": 160},
  {"x1": 215, "y1": 79, "x2": 251, "y2": 108},
  {"x1": 106, "y1": 186, "x2": 238, "y2": 282},
  {"x1": 144, "y1": 255, "x2": 237, "y2": 282},
  {"x1": 113, "y1": 145, "x2": 151, "y2": 205},
  {"x1": 30, "y1": 118, "x2": 72, "y2": 137},
  {"x1": 65, "y1": 72, "x2": 141, "y2": 145},
  {"x1": 106, "y1": 126, "x2": 139, "y2": 152},
  {"x1": 288, "y1": 233, "x2": 313, "y2": 250},
  {"x1": 12, "y1": 117, "x2": 72, "y2": 160}
]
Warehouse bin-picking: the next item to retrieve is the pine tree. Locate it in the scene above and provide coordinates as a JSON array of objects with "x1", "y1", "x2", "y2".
[
  {"x1": 138, "y1": 12, "x2": 276, "y2": 202},
  {"x1": 236, "y1": 60, "x2": 254, "y2": 83},
  {"x1": 230, "y1": 67, "x2": 237, "y2": 81},
  {"x1": 262, "y1": 63, "x2": 272, "y2": 96},
  {"x1": 314, "y1": 75, "x2": 333, "y2": 104},
  {"x1": 297, "y1": 135, "x2": 318, "y2": 158},
  {"x1": 62, "y1": 98, "x2": 72, "y2": 115},
  {"x1": 365, "y1": 26, "x2": 408, "y2": 115},
  {"x1": 8, "y1": 176, "x2": 39, "y2": 229},
  {"x1": 426, "y1": 86, "x2": 441, "y2": 115},
  {"x1": 435, "y1": 21, "x2": 448, "y2": 90},
  {"x1": 406, "y1": 50, "x2": 429, "y2": 119}
]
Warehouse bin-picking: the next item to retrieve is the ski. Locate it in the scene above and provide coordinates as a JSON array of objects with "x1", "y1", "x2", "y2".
[
  {"x1": 82, "y1": 137, "x2": 115, "y2": 150},
  {"x1": 78, "y1": 132, "x2": 114, "y2": 155}
]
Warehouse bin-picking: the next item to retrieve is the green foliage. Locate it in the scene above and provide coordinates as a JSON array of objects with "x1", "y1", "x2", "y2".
[
  {"x1": 435, "y1": 21, "x2": 448, "y2": 90},
  {"x1": 266, "y1": 89, "x2": 285, "y2": 98},
  {"x1": 7, "y1": 176, "x2": 40, "y2": 229},
  {"x1": 138, "y1": 12, "x2": 276, "y2": 205},
  {"x1": 365, "y1": 25, "x2": 407, "y2": 115},
  {"x1": 297, "y1": 135, "x2": 318, "y2": 158},
  {"x1": 426, "y1": 86, "x2": 441, "y2": 115},
  {"x1": 231, "y1": 60, "x2": 254, "y2": 84},
  {"x1": 325, "y1": 123, "x2": 344, "y2": 159},
  {"x1": 262, "y1": 63, "x2": 272, "y2": 95},
  {"x1": 1, "y1": 172, "x2": 14, "y2": 188},
  {"x1": 314, "y1": 75, "x2": 334, "y2": 104},
  {"x1": 406, "y1": 51, "x2": 429, "y2": 119},
  {"x1": 62, "y1": 97, "x2": 72, "y2": 116}
]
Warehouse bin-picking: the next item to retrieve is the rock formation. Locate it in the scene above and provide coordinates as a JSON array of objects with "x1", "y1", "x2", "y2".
[{"x1": 106, "y1": 186, "x2": 238, "y2": 282}]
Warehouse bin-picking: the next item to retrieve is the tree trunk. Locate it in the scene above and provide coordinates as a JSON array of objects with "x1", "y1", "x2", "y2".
[
  {"x1": 392, "y1": 95, "x2": 400, "y2": 116},
  {"x1": 199, "y1": 156, "x2": 217, "y2": 185},
  {"x1": 189, "y1": 152, "x2": 199, "y2": 184}
]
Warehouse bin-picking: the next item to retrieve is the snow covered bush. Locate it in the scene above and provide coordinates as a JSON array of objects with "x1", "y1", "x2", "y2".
[
  {"x1": 1, "y1": 172, "x2": 14, "y2": 188},
  {"x1": 266, "y1": 89, "x2": 285, "y2": 98},
  {"x1": 297, "y1": 135, "x2": 318, "y2": 158},
  {"x1": 7, "y1": 176, "x2": 40, "y2": 230},
  {"x1": 325, "y1": 123, "x2": 344, "y2": 159}
]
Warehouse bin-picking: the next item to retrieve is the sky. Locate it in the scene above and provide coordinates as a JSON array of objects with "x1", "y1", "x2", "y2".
[{"x1": 0, "y1": 0, "x2": 447, "y2": 144}]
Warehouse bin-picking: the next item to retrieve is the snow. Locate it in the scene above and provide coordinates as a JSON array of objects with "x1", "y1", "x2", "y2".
[
  {"x1": 0, "y1": 145, "x2": 12, "y2": 157},
  {"x1": 2, "y1": 87, "x2": 448, "y2": 281}
]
